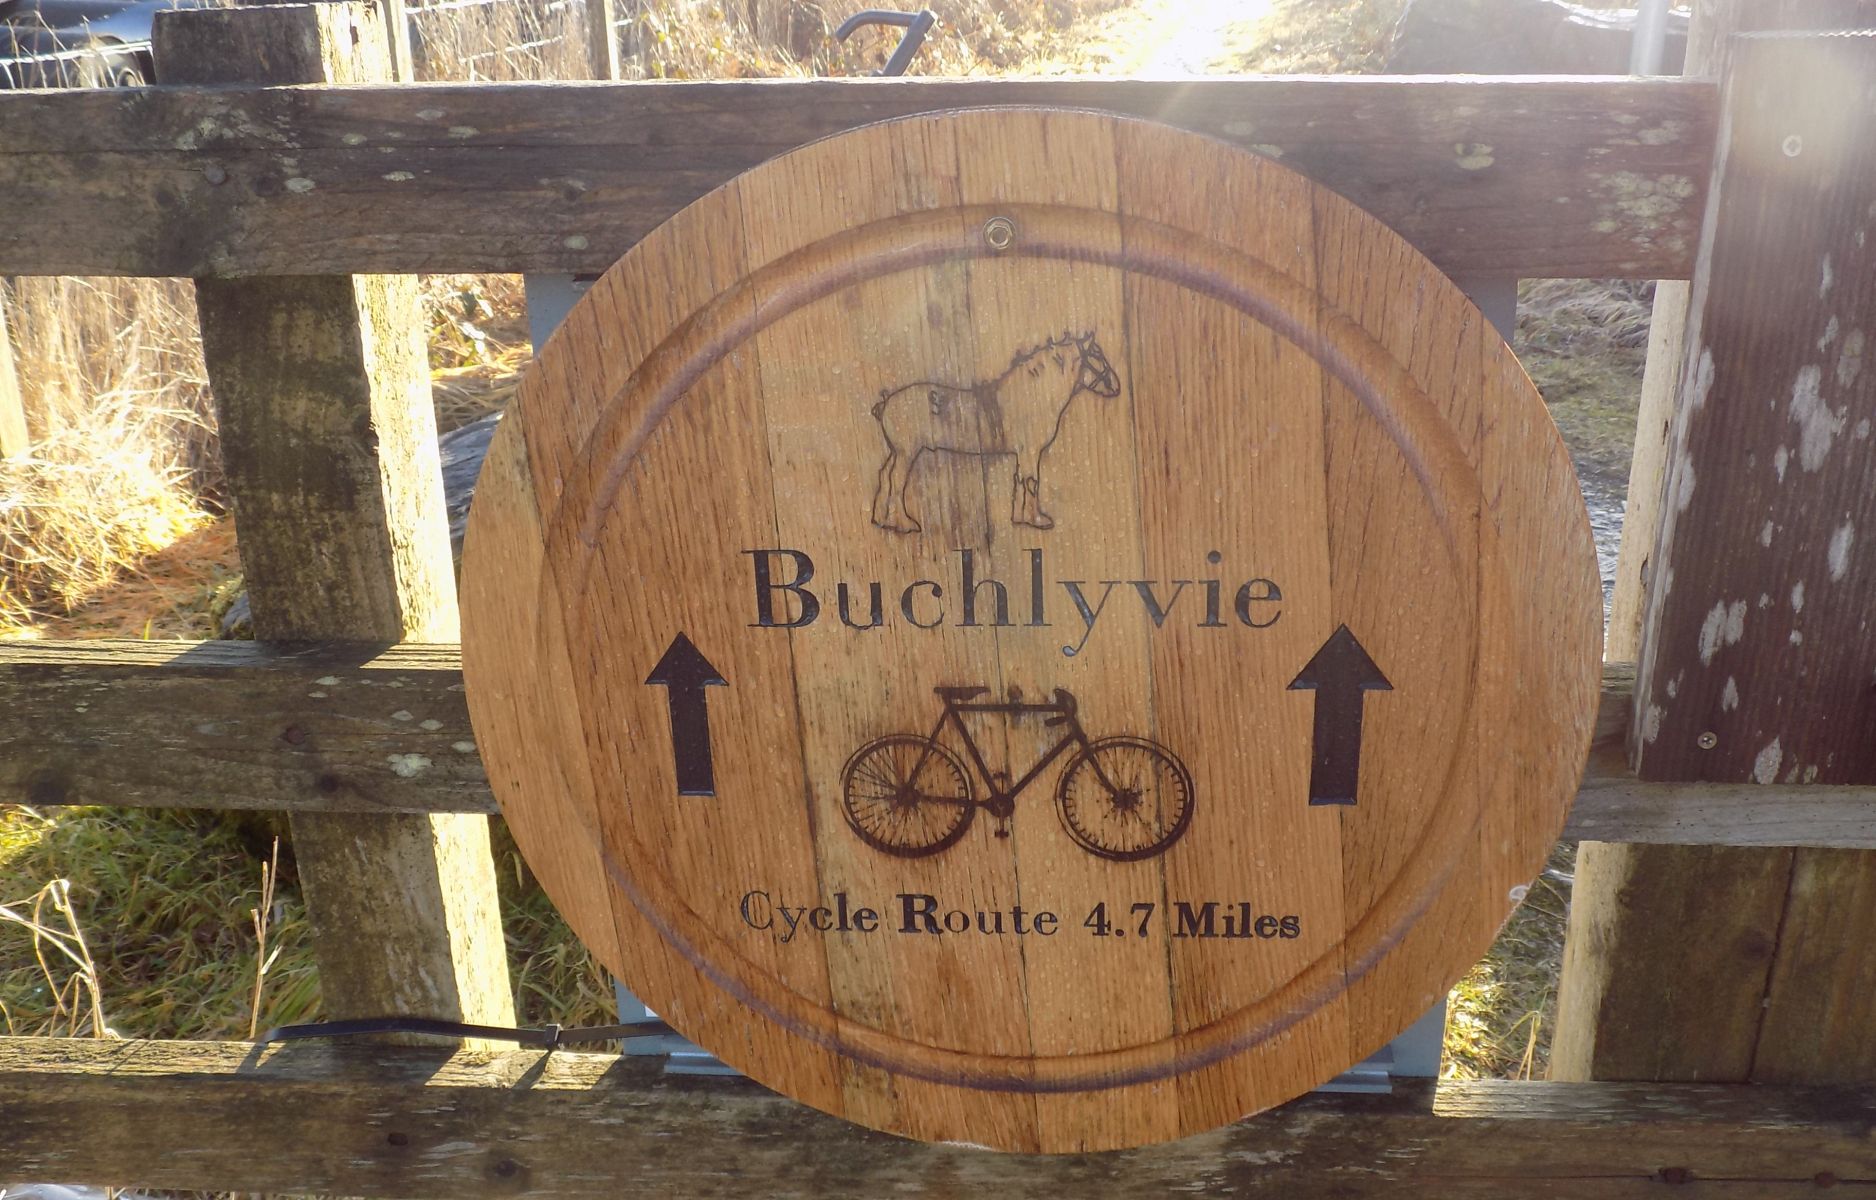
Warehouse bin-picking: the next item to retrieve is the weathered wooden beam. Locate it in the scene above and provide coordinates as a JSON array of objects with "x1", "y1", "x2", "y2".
[
  {"x1": 153, "y1": 1, "x2": 514, "y2": 1036},
  {"x1": 0, "y1": 641, "x2": 488, "y2": 814},
  {"x1": 1, "y1": 1037, "x2": 1871, "y2": 1198},
  {"x1": 1556, "y1": 22, "x2": 1876, "y2": 1087},
  {"x1": 6, "y1": 642, "x2": 1876, "y2": 851},
  {"x1": 0, "y1": 76, "x2": 1714, "y2": 280}
]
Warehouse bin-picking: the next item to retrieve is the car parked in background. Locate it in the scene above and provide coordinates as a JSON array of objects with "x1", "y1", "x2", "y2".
[{"x1": 1, "y1": 0, "x2": 212, "y2": 87}]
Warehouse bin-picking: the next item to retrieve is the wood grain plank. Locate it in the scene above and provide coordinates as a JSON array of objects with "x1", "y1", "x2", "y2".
[
  {"x1": 1111, "y1": 118, "x2": 1356, "y2": 1138},
  {"x1": 460, "y1": 162, "x2": 851, "y2": 1107},
  {"x1": 0, "y1": 77, "x2": 1716, "y2": 279},
  {"x1": 955, "y1": 111, "x2": 1171, "y2": 1153},
  {"x1": 3, "y1": 1037, "x2": 1874, "y2": 1199}
]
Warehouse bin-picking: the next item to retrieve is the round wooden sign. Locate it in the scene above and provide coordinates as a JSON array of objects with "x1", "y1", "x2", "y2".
[{"x1": 463, "y1": 109, "x2": 1600, "y2": 1152}]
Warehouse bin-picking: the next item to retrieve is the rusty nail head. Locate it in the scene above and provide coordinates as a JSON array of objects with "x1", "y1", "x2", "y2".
[
  {"x1": 983, "y1": 216, "x2": 1016, "y2": 252},
  {"x1": 1696, "y1": 731, "x2": 1718, "y2": 750},
  {"x1": 282, "y1": 724, "x2": 307, "y2": 745}
]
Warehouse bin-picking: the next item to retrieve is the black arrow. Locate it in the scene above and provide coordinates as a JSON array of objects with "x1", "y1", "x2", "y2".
[
  {"x1": 1287, "y1": 624, "x2": 1392, "y2": 806},
  {"x1": 645, "y1": 633, "x2": 728, "y2": 797}
]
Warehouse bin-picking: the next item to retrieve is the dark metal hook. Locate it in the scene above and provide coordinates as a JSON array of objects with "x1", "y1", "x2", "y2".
[{"x1": 834, "y1": 9, "x2": 937, "y2": 77}]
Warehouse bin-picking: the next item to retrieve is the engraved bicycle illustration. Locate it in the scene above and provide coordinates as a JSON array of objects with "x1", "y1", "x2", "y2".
[{"x1": 840, "y1": 686, "x2": 1195, "y2": 862}]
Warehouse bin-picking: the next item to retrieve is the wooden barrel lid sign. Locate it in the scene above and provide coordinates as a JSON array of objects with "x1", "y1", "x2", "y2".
[{"x1": 462, "y1": 110, "x2": 1600, "y2": 1152}]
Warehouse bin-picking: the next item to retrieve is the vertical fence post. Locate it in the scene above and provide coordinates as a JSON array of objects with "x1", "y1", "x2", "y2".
[
  {"x1": 0, "y1": 286, "x2": 25, "y2": 458},
  {"x1": 585, "y1": 0, "x2": 619, "y2": 80},
  {"x1": 151, "y1": 1, "x2": 514, "y2": 1034},
  {"x1": 379, "y1": 0, "x2": 415, "y2": 82},
  {"x1": 1628, "y1": 0, "x2": 1673, "y2": 75},
  {"x1": 1555, "y1": 4, "x2": 1876, "y2": 1081}
]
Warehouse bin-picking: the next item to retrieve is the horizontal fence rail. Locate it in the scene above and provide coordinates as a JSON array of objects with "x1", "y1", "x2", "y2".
[
  {"x1": 3, "y1": 1037, "x2": 1873, "y2": 1197},
  {"x1": 4, "y1": 641, "x2": 1873, "y2": 849},
  {"x1": 0, "y1": 76, "x2": 1715, "y2": 280}
]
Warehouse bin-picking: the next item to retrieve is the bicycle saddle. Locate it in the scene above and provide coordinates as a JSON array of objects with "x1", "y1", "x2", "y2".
[{"x1": 934, "y1": 685, "x2": 990, "y2": 702}]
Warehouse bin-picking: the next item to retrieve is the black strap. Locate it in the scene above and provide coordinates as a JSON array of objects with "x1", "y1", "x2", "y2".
[{"x1": 260, "y1": 1016, "x2": 675, "y2": 1048}]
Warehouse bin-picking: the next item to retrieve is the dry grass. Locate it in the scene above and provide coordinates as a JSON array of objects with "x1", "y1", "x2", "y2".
[
  {"x1": 0, "y1": 806, "x2": 320, "y2": 1040},
  {"x1": 1, "y1": 278, "x2": 216, "y2": 638},
  {"x1": 1444, "y1": 844, "x2": 1577, "y2": 1080},
  {"x1": 0, "y1": 801, "x2": 620, "y2": 1038},
  {"x1": 409, "y1": 0, "x2": 593, "y2": 80},
  {"x1": 406, "y1": 0, "x2": 1131, "y2": 82},
  {"x1": 1516, "y1": 277, "x2": 1653, "y2": 488},
  {"x1": 0, "y1": 876, "x2": 116, "y2": 1039},
  {"x1": 422, "y1": 274, "x2": 533, "y2": 432},
  {"x1": 1224, "y1": 0, "x2": 1406, "y2": 73}
]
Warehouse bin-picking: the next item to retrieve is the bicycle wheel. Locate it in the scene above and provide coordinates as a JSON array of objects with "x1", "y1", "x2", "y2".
[
  {"x1": 841, "y1": 735, "x2": 975, "y2": 858},
  {"x1": 1056, "y1": 736, "x2": 1194, "y2": 861}
]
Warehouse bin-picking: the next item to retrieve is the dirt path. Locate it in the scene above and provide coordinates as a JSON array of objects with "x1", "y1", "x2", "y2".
[{"x1": 1028, "y1": 0, "x2": 1282, "y2": 76}]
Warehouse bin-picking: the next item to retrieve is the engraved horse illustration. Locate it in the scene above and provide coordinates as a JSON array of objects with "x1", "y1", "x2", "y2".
[{"x1": 869, "y1": 331, "x2": 1122, "y2": 533}]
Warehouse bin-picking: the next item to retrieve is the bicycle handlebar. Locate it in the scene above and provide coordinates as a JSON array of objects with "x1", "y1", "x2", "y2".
[
  {"x1": 1042, "y1": 688, "x2": 1078, "y2": 726},
  {"x1": 933, "y1": 685, "x2": 1079, "y2": 724}
]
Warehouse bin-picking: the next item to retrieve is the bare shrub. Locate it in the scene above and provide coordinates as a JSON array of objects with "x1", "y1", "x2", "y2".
[
  {"x1": 408, "y1": 0, "x2": 593, "y2": 80},
  {"x1": 406, "y1": 0, "x2": 1132, "y2": 83},
  {"x1": 0, "y1": 277, "x2": 214, "y2": 634}
]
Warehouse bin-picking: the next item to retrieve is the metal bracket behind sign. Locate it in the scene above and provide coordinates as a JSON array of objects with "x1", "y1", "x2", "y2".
[{"x1": 521, "y1": 272, "x2": 1466, "y2": 1088}]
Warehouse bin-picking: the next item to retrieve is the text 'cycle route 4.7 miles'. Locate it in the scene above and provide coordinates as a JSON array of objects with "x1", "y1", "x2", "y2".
[{"x1": 461, "y1": 108, "x2": 1601, "y2": 1153}]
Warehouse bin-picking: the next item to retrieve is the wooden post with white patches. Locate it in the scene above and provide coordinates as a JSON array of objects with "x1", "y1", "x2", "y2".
[
  {"x1": 152, "y1": 1, "x2": 515, "y2": 1036},
  {"x1": 1555, "y1": 13, "x2": 1876, "y2": 1083},
  {"x1": 1599, "y1": 0, "x2": 1739, "y2": 668}
]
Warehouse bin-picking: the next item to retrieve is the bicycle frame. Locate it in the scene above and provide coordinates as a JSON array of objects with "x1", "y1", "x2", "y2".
[{"x1": 913, "y1": 693, "x2": 1091, "y2": 816}]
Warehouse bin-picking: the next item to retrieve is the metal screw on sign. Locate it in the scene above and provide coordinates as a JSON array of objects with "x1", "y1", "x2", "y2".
[
  {"x1": 983, "y1": 216, "x2": 1017, "y2": 252},
  {"x1": 1696, "y1": 731, "x2": 1718, "y2": 750},
  {"x1": 833, "y1": 9, "x2": 938, "y2": 77}
]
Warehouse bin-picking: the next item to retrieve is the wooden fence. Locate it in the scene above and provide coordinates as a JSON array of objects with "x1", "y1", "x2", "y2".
[{"x1": 2, "y1": 0, "x2": 1875, "y2": 1193}]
